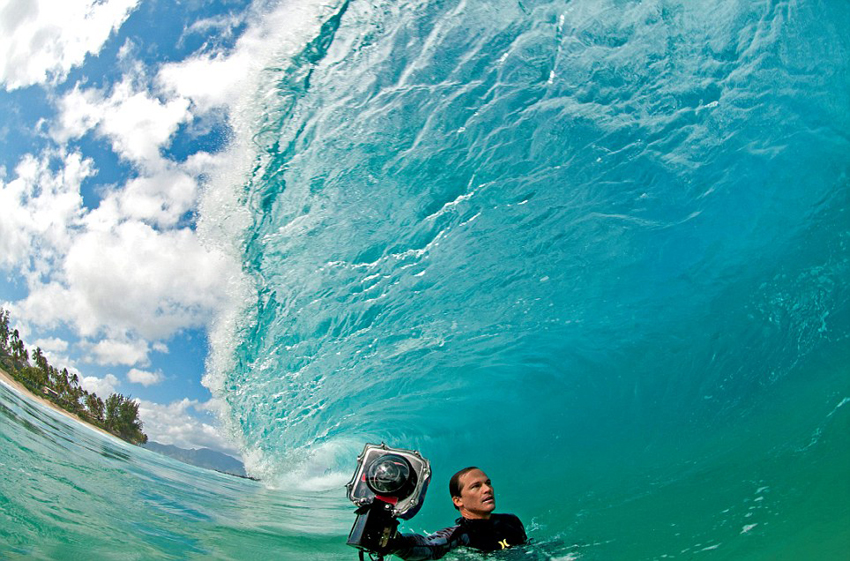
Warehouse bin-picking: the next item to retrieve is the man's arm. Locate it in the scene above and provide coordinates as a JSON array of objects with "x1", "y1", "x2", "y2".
[{"x1": 390, "y1": 525, "x2": 467, "y2": 560}]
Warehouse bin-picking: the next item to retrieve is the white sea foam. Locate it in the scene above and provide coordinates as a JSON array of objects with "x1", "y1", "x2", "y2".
[
  {"x1": 741, "y1": 524, "x2": 758, "y2": 534},
  {"x1": 197, "y1": 0, "x2": 352, "y2": 473},
  {"x1": 249, "y1": 436, "x2": 364, "y2": 491}
]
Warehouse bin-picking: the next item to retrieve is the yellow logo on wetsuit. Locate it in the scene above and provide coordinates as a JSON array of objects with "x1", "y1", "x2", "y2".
[{"x1": 498, "y1": 539, "x2": 510, "y2": 549}]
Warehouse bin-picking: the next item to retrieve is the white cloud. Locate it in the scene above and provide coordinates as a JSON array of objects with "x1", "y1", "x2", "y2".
[
  {"x1": 0, "y1": 0, "x2": 140, "y2": 90},
  {"x1": 182, "y1": 12, "x2": 246, "y2": 41},
  {"x1": 84, "y1": 337, "x2": 150, "y2": 366},
  {"x1": 15, "y1": 220, "x2": 234, "y2": 343},
  {"x1": 51, "y1": 85, "x2": 101, "y2": 141},
  {"x1": 109, "y1": 169, "x2": 198, "y2": 228},
  {"x1": 116, "y1": 37, "x2": 136, "y2": 62},
  {"x1": 33, "y1": 337, "x2": 68, "y2": 353},
  {"x1": 65, "y1": 222, "x2": 231, "y2": 338},
  {"x1": 194, "y1": 396, "x2": 229, "y2": 416},
  {"x1": 79, "y1": 372, "x2": 119, "y2": 397},
  {"x1": 127, "y1": 367, "x2": 164, "y2": 386},
  {"x1": 157, "y1": 0, "x2": 336, "y2": 115},
  {"x1": 0, "y1": 150, "x2": 90, "y2": 271},
  {"x1": 157, "y1": 49, "x2": 250, "y2": 115},
  {"x1": 138, "y1": 397, "x2": 239, "y2": 455},
  {"x1": 54, "y1": 78, "x2": 191, "y2": 169},
  {"x1": 67, "y1": 163, "x2": 203, "y2": 231},
  {"x1": 6, "y1": 56, "x2": 238, "y2": 368}
]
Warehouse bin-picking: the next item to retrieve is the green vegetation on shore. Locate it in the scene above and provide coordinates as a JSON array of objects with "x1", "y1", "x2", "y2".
[{"x1": 0, "y1": 308, "x2": 147, "y2": 445}]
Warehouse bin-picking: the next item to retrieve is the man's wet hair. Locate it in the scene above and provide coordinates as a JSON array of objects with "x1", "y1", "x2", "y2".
[{"x1": 449, "y1": 466, "x2": 480, "y2": 509}]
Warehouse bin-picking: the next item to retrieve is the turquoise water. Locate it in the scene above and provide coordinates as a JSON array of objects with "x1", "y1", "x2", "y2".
[
  {"x1": 4, "y1": 0, "x2": 850, "y2": 558},
  {"x1": 0, "y1": 381, "x2": 349, "y2": 559}
]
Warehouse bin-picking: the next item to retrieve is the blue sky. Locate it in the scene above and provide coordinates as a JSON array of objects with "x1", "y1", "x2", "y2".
[{"x1": 0, "y1": 0, "x2": 306, "y2": 456}]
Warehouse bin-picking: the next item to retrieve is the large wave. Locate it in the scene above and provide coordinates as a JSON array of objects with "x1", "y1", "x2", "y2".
[{"x1": 200, "y1": 0, "x2": 849, "y2": 555}]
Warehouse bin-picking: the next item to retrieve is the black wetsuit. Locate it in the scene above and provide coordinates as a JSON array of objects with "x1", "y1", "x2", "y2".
[{"x1": 392, "y1": 513, "x2": 527, "y2": 560}]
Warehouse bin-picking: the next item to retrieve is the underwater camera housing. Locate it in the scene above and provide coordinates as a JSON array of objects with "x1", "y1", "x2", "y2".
[{"x1": 345, "y1": 443, "x2": 431, "y2": 557}]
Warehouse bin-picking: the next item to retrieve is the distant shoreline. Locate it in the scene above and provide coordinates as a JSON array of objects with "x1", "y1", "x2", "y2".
[
  {"x1": 0, "y1": 366, "x2": 118, "y2": 441},
  {"x1": 0, "y1": 367, "x2": 257, "y2": 480}
]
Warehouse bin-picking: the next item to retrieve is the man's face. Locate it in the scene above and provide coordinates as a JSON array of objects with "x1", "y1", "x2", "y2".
[{"x1": 453, "y1": 469, "x2": 496, "y2": 519}]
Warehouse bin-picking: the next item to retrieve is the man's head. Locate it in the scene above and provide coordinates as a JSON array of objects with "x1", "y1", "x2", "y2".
[{"x1": 449, "y1": 467, "x2": 495, "y2": 519}]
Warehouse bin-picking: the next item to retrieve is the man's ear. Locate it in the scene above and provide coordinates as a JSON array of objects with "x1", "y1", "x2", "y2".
[{"x1": 452, "y1": 495, "x2": 463, "y2": 509}]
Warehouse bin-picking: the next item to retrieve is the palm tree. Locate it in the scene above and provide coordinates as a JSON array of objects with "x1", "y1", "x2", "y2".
[
  {"x1": 33, "y1": 347, "x2": 48, "y2": 372},
  {"x1": 0, "y1": 308, "x2": 147, "y2": 445},
  {"x1": 0, "y1": 308, "x2": 10, "y2": 352},
  {"x1": 10, "y1": 330, "x2": 28, "y2": 363},
  {"x1": 85, "y1": 394, "x2": 105, "y2": 422}
]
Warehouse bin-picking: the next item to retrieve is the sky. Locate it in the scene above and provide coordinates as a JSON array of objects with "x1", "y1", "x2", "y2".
[{"x1": 0, "y1": 0, "x2": 304, "y2": 457}]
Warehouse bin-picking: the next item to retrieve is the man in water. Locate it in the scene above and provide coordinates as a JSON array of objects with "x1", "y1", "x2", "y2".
[{"x1": 389, "y1": 466, "x2": 527, "y2": 559}]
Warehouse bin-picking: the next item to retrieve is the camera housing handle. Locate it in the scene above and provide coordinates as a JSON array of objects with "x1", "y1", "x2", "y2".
[{"x1": 347, "y1": 499, "x2": 399, "y2": 557}]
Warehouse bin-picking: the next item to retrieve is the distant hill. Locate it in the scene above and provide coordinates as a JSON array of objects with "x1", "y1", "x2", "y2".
[{"x1": 143, "y1": 441, "x2": 249, "y2": 478}]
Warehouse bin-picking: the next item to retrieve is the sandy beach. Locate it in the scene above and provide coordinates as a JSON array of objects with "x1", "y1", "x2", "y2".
[{"x1": 0, "y1": 367, "x2": 118, "y2": 440}]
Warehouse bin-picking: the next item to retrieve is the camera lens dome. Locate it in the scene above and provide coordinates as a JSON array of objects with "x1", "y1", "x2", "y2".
[{"x1": 365, "y1": 454, "x2": 415, "y2": 496}]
